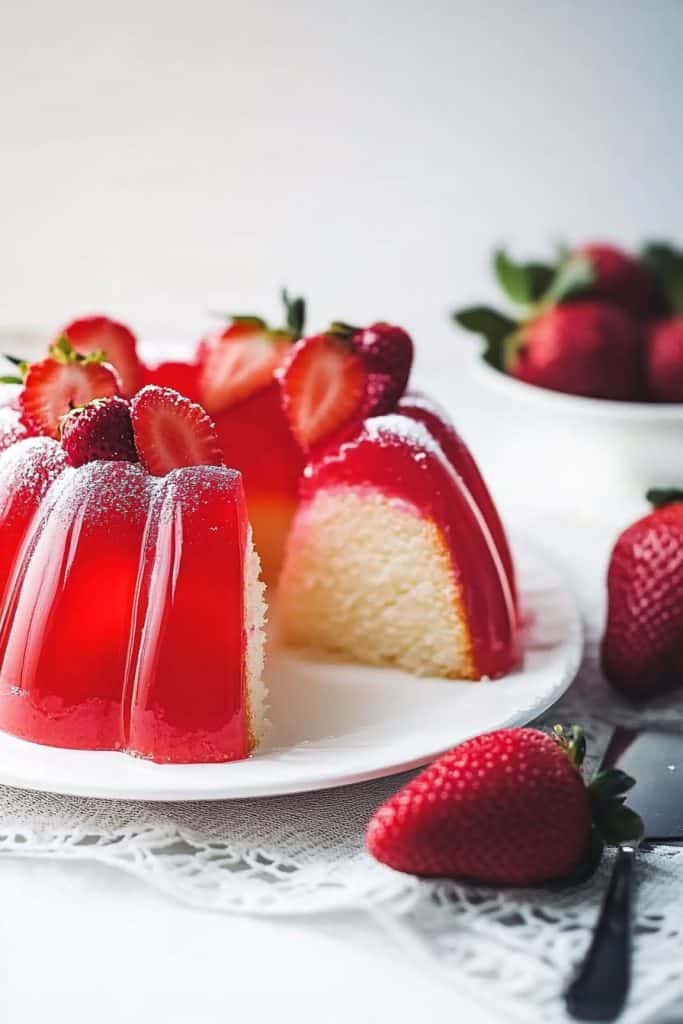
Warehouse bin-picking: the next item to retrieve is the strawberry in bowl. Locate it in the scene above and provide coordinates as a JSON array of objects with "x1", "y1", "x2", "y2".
[{"x1": 452, "y1": 242, "x2": 683, "y2": 523}]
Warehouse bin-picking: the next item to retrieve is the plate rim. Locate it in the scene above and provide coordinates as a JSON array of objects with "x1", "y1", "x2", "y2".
[{"x1": 0, "y1": 534, "x2": 582, "y2": 801}]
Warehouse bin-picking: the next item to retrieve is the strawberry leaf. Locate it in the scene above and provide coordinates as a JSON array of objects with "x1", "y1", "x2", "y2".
[
  {"x1": 543, "y1": 254, "x2": 596, "y2": 305},
  {"x1": 641, "y1": 242, "x2": 683, "y2": 314},
  {"x1": 0, "y1": 375, "x2": 23, "y2": 385},
  {"x1": 453, "y1": 306, "x2": 517, "y2": 370},
  {"x1": 493, "y1": 250, "x2": 531, "y2": 306},
  {"x1": 646, "y1": 487, "x2": 683, "y2": 510},
  {"x1": 281, "y1": 289, "x2": 306, "y2": 339},
  {"x1": 589, "y1": 768, "x2": 636, "y2": 802}
]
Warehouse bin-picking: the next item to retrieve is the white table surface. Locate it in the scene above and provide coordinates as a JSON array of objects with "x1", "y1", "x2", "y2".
[
  {"x1": 0, "y1": 858, "x2": 499, "y2": 1024},
  {"x1": 1, "y1": 2, "x2": 682, "y2": 1021}
]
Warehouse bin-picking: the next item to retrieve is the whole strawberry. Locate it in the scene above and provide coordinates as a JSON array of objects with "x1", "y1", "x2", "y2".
[
  {"x1": 510, "y1": 302, "x2": 641, "y2": 400},
  {"x1": 455, "y1": 249, "x2": 642, "y2": 401},
  {"x1": 60, "y1": 396, "x2": 138, "y2": 467},
  {"x1": 646, "y1": 318, "x2": 683, "y2": 402},
  {"x1": 641, "y1": 243, "x2": 683, "y2": 402},
  {"x1": 367, "y1": 726, "x2": 641, "y2": 885},
  {"x1": 603, "y1": 491, "x2": 683, "y2": 697},
  {"x1": 566, "y1": 243, "x2": 662, "y2": 320}
]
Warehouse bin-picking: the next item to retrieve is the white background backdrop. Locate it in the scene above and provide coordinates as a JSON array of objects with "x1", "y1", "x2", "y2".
[{"x1": 1, "y1": 3, "x2": 682, "y2": 1022}]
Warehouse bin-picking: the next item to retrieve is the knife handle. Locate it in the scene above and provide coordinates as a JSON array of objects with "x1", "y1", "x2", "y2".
[{"x1": 565, "y1": 844, "x2": 636, "y2": 1021}]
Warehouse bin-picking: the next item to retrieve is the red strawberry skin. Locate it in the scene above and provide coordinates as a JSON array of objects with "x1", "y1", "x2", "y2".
[
  {"x1": 646, "y1": 318, "x2": 683, "y2": 402},
  {"x1": 367, "y1": 728, "x2": 591, "y2": 885},
  {"x1": 60, "y1": 316, "x2": 143, "y2": 398},
  {"x1": 510, "y1": 301, "x2": 641, "y2": 400},
  {"x1": 602, "y1": 503, "x2": 683, "y2": 697},
  {"x1": 353, "y1": 322, "x2": 413, "y2": 415},
  {"x1": 60, "y1": 396, "x2": 138, "y2": 467},
  {"x1": 575, "y1": 243, "x2": 663, "y2": 320}
]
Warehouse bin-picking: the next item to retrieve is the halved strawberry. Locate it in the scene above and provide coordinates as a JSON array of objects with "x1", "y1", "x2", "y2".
[
  {"x1": 59, "y1": 315, "x2": 143, "y2": 397},
  {"x1": 60, "y1": 395, "x2": 138, "y2": 467},
  {"x1": 20, "y1": 339, "x2": 121, "y2": 438},
  {"x1": 278, "y1": 333, "x2": 367, "y2": 450},
  {"x1": 130, "y1": 385, "x2": 223, "y2": 476},
  {"x1": 197, "y1": 319, "x2": 292, "y2": 415}
]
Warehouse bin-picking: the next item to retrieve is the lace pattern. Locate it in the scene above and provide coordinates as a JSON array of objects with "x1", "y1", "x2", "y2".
[{"x1": 0, "y1": 525, "x2": 682, "y2": 1023}]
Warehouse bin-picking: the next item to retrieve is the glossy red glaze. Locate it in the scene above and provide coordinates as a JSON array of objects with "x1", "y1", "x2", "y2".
[
  {"x1": 148, "y1": 364, "x2": 303, "y2": 583},
  {"x1": 143, "y1": 361, "x2": 202, "y2": 404},
  {"x1": 302, "y1": 415, "x2": 519, "y2": 678},
  {"x1": 398, "y1": 394, "x2": 518, "y2": 615},
  {"x1": 0, "y1": 445, "x2": 250, "y2": 763}
]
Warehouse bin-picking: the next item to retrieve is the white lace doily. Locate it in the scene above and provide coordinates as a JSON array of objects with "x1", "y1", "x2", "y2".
[{"x1": 0, "y1": 521, "x2": 681, "y2": 1024}]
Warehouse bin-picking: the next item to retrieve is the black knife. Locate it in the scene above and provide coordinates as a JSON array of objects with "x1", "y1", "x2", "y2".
[{"x1": 566, "y1": 727, "x2": 683, "y2": 1021}]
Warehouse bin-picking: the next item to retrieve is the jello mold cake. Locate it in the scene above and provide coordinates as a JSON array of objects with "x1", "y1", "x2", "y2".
[{"x1": 0, "y1": 300, "x2": 520, "y2": 764}]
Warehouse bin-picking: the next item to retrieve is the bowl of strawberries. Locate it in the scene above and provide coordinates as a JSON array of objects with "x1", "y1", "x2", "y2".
[{"x1": 455, "y1": 242, "x2": 683, "y2": 524}]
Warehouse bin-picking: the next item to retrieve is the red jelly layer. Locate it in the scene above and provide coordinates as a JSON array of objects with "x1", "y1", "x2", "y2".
[
  {"x1": 398, "y1": 394, "x2": 518, "y2": 615},
  {"x1": 303, "y1": 415, "x2": 519, "y2": 678},
  {"x1": 148, "y1": 369, "x2": 304, "y2": 583},
  {"x1": 0, "y1": 445, "x2": 250, "y2": 763}
]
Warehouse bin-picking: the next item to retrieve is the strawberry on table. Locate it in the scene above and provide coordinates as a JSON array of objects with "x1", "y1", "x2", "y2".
[
  {"x1": 19, "y1": 338, "x2": 121, "y2": 438},
  {"x1": 60, "y1": 395, "x2": 138, "y2": 467},
  {"x1": 603, "y1": 490, "x2": 683, "y2": 698},
  {"x1": 59, "y1": 315, "x2": 143, "y2": 398},
  {"x1": 131, "y1": 385, "x2": 223, "y2": 476},
  {"x1": 367, "y1": 726, "x2": 642, "y2": 885}
]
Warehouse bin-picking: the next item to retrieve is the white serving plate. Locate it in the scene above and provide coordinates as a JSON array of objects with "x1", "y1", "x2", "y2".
[{"x1": 0, "y1": 537, "x2": 581, "y2": 800}]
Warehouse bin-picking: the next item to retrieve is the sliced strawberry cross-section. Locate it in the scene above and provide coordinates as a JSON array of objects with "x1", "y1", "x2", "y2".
[
  {"x1": 131, "y1": 385, "x2": 224, "y2": 476},
  {"x1": 197, "y1": 319, "x2": 292, "y2": 415},
  {"x1": 277, "y1": 332, "x2": 367, "y2": 450},
  {"x1": 59, "y1": 315, "x2": 143, "y2": 398},
  {"x1": 20, "y1": 338, "x2": 121, "y2": 439}
]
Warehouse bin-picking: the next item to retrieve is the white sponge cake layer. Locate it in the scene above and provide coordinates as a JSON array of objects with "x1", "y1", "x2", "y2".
[
  {"x1": 279, "y1": 487, "x2": 475, "y2": 679},
  {"x1": 244, "y1": 526, "x2": 267, "y2": 749}
]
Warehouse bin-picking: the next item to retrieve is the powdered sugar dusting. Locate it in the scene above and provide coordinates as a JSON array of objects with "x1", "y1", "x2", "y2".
[
  {"x1": 0, "y1": 437, "x2": 67, "y2": 494},
  {"x1": 160, "y1": 465, "x2": 243, "y2": 520}
]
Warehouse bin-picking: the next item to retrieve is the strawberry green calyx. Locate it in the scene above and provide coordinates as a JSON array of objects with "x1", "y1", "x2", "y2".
[
  {"x1": 218, "y1": 289, "x2": 307, "y2": 342},
  {"x1": 588, "y1": 768, "x2": 644, "y2": 846},
  {"x1": 1, "y1": 353, "x2": 30, "y2": 385},
  {"x1": 453, "y1": 247, "x2": 596, "y2": 371},
  {"x1": 646, "y1": 487, "x2": 683, "y2": 510},
  {"x1": 281, "y1": 288, "x2": 306, "y2": 340},
  {"x1": 229, "y1": 315, "x2": 268, "y2": 330},
  {"x1": 641, "y1": 242, "x2": 683, "y2": 315},
  {"x1": 547, "y1": 723, "x2": 643, "y2": 886},
  {"x1": 49, "y1": 336, "x2": 107, "y2": 366},
  {"x1": 552, "y1": 723, "x2": 587, "y2": 770}
]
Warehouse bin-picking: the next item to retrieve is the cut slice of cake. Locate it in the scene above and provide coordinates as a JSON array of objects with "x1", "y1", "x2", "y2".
[{"x1": 278, "y1": 414, "x2": 518, "y2": 680}]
